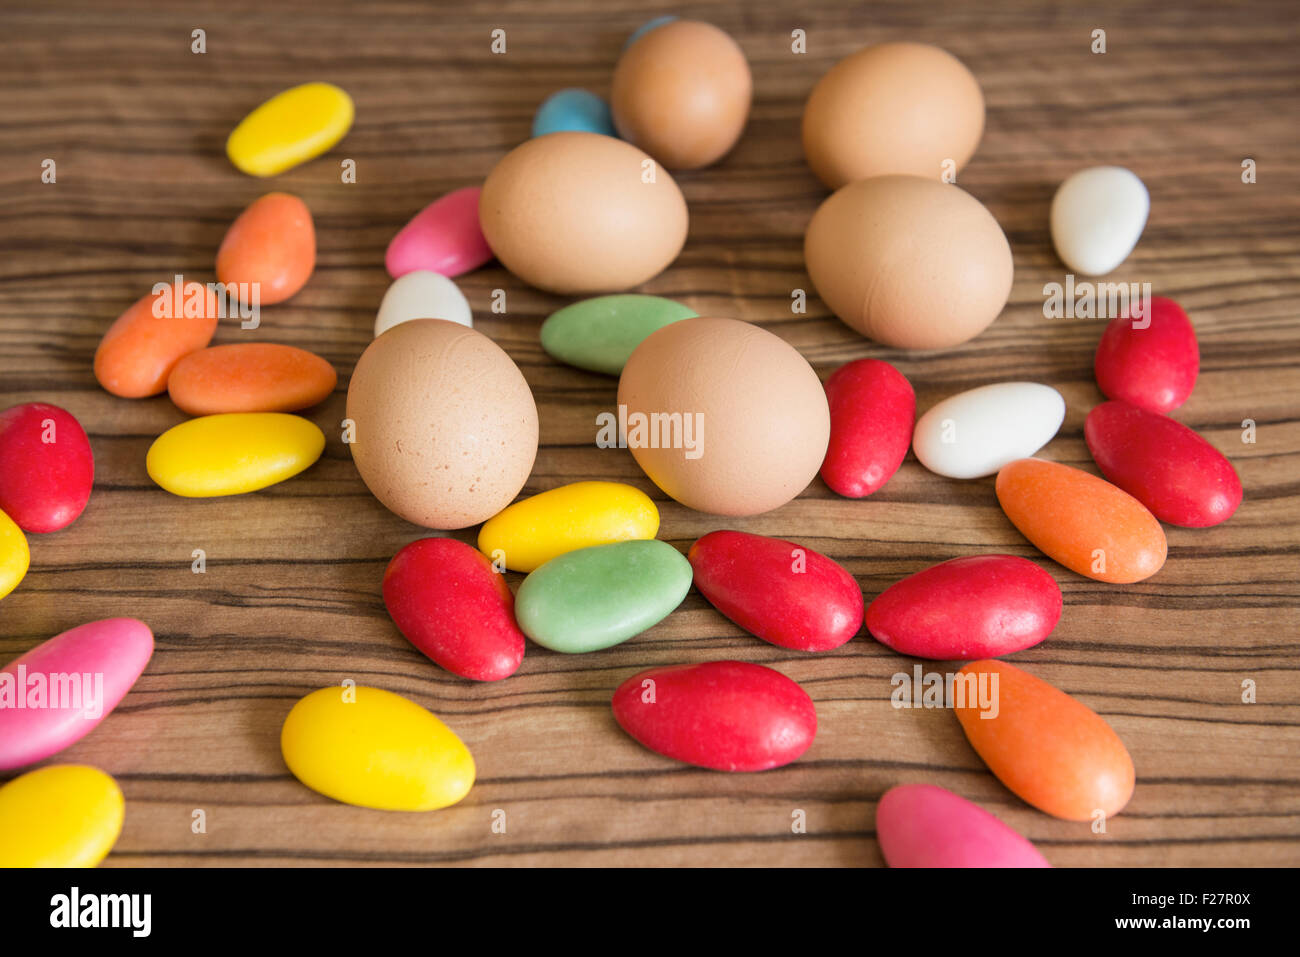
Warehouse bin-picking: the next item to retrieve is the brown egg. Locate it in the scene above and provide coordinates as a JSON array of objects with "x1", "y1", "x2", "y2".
[
  {"x1": 802, "y1": 42, "x2": 984, "y2": 189},
  {"x1": 346, "y1": 319, "x2": 538, "y2": 529},
  {"x1": 479, "y1": 132, "x2": 687, "y2": 295},
  {"x1": 610, "y1": 20, "x2": 751, "y2": 170},
  {"x1": 805, "y1": 175, "x2": 1013, "y2": 350},
  {"x1": 617, "y1": 317, "x2": 829, "y2": 516}
]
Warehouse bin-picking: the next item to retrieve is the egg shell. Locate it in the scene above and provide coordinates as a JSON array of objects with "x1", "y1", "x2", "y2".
[
  {"x1": 1094, "y1": 296, "x2": 1199, "y2": 413},
  {"x1": 610, "y1": 20, "x2": 752, "y2": 170},
  {"x1": 1051, "y1": 166, "x2": 1149, "y2": 275},
  {"x1": 802, "y1": 42, "x2": 985, "y2": 189},
  {"x1": 820, "y1": 359, "x2": 915, "y2": 498},
  {"x1": 226, "y1": 82, "x2": 353, "y2": 177},
  {"x1": 215, "y1": 192, "x2": 315, "y2": 305},
  {"x1": 386, "y1": 186, "x2": 493, "y2": 279},
  {"x1": 0, "y1": 765, "x2": 124, "y2": 867},
  {"x1": 995, "y1": 458, "x2": 1167, "y2": 583},
  {"x1": 912, "y1": 382, "x2": 1066, "y2": 480},
  {"x1": 0, "y1": 508, "x2": 28, "y2": 601},
  {"x1": 477, "y1": 480, "x2": 660, "y2": 573},
  {"x1": 617, "y1": 317, "x2": 829, "y2": 516},
  {"x1": 479, "y1": 132, "x2": 688, "y2": 295},
  {"x1": 0, "y1": 402, "x2": 94, "y2": 533},
  {"x1": 94, "y1": 280, "x2": 220, "y2": 398},
  {"x1": 866, "y1": 555, "x2": 1062, "y2": 660},
  {"x1": 346, "y1": 318, "x2": 538, "y2": 529},
  {"x1": 805, "y1": 175, "x2": 1013, "y2": 350},
  {"x1": 146, "y1": 413, "x2": 325, "y2": 497},
  {"x1": 0, "y1": 618, "x2": 154, "y2": 772},
  {"x1": 688, "y1": 530, "x2": 864, "y2": 651},
  {"x1": 611, "y1": 660, "x2": 817, "y2": 772},
  {"x1": 382, "y1": 538, "x2": 525, "y2": 681},
  {"x1": 954, "y1": 659, "x2": 1135, "y2": 821},
  {"x1": 876, "y1": 783, "x2": 1051, "y2": 868},
  {"x1": 167, "y1": 343, "x2": 336, "y2": 415},
  {"x1": 280, "y1": 686, "x2": 475, "y2": 811},
  {"x1": 1085, "y1": 401, "x2": 1242, "y2": 527}
]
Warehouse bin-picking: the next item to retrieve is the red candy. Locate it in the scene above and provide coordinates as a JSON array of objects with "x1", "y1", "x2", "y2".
[
  {"x1": 0, "y1": 402, "x2": 94, "y2": 533},
  {"x1": 820, "y1": 358, "x2": 915, "y2": 497},
  {"x1": 382, "y1": 537, "x2": 526, "y2": 681},
  {"x1": 867, "y1": 555, "x2": 1062, "y2": 660},
  {"x1": 1094, "y1": 296, "x2": 1199, "y2": 413},
  {"x1": 687, "y1": 530, "x2": 863, "y2": 651},
  {"x1": 1085, "y1": 400, "x2": 1242, "y2": 528},
  {"x1": 612, "y1": 660, "x2": 817, "y2": 772}
]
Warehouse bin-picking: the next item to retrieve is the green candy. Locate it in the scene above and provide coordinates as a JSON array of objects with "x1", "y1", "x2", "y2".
[
  {"x1": 540, "y1": 294, "x2": 697, "y2": 376},
  {"x1": 515, "y1": 539, "x2": 692, "y2": 653}
]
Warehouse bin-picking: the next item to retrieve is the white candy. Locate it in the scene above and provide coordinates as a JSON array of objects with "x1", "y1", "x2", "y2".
[
  {"x1": 913, "y1": 382, "x2": 1065, "y2": 479},
  {"x1": 1050, "y1": 166, "x2": 1149, "y2": 276},
  {"x1": 374, "y1": 270, "x2": 472, "y2": 337}
]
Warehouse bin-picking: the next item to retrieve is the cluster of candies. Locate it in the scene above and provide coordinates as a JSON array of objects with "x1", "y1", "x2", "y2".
[{"x1": 0, "y1": 18, "x2": 1243, "y2": 868}]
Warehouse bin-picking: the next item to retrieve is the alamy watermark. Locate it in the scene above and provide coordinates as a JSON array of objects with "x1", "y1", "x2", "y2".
[
  {"x1": 1043, "y1": 275, "x2": 1152, "y2": 324},
  {"x1": 596, "y1": 405, "x2": 704, "y2": 460}
]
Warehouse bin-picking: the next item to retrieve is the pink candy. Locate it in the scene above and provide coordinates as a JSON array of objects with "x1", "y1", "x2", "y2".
[
  {"x1": 385, "y1": 186, "x2": 493, "y2": 278},
  {"x1": 876, "y1": 783, "x2": 1051, "y2": 868},
  {"x1": 0, "y1": 617, "x2": 154, "y2": 771}
]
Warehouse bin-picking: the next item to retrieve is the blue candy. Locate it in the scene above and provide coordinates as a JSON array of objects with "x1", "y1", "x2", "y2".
[
  {"x1": 626, "y1": 15, "x2": 678, "y2": 48},
  {"x1": 532, "y1": 89, "x2": 617, "y2": 138}
]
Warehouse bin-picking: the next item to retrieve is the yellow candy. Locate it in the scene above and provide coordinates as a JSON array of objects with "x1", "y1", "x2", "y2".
[
  {"x1": 281, "y1": 686, "x2": 475, "y2": 811},
  {"x1": 147, "y1": 413, "x2": 324, "y2": 497},
  {"x1": 0, "y1": 765, "x2": 124, "y2": 867},
  {"x1": 226, "y1": 82, "x2": 354, "y2": 177},
  {"x1": 477, "y1": 480, "x2": 659, "y2": 572},
  {"x1": 0, "y1": 507, "x2": 28, "y2": 600}
]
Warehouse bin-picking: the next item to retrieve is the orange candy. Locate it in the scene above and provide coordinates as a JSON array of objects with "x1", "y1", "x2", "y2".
[
  {"x1": 216, "y1": 193, "x2": 315, "y2": 305},
  {"x1": 94, "y1": 280, "x2": 220, "y2": 398},
  {"x1": 955, "y1": 659, "x2": 1135, "y2": 821},
  {"x1": 995, "y1": 457, "x2": 1166, "y2": 583},
  {"x1": 168, "y1": 343, "x2": 337, "y2": 415}
]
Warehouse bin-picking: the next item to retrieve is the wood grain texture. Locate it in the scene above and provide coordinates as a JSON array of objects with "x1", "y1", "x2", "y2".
[{"x1": 1, "y1": 0, "x2": 1298, "y2": 867}]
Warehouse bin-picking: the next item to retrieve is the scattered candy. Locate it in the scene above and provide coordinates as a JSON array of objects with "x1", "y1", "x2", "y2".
[
  {"x1": 167, "y1": 343, "x2": 337, "y2": 415},
  {"x1": 0, "y1": 402, "x2": 94, "y2": 532},
  {"x1": 876, "y1": 783, "x2": 1051, "y2": 868},
  {"x1": 347, "y1": 319, "x2": 538, "y2": 529},
  {"x1": 996, "y1": 458, "x2": 1166, "y2": 583},
  {"x1": 0, "y1": 508, "x2": 28, "y2": 601},
  {"x1": 226, "y1": 81, "x2": 354, "y2": 177},
  {"x1": 533, "y1": 89, "x2": 617, "y2": 138},
  {"x1": 866, "y1": 555, "x2": 1061, "y2": 659},
  {"x1": 374, "y1": 270, "x2": 472, "y2": 337},
  {"x1": 1085, "y1": 400, "x2": 1242, "y2": 527},
  {"x1": 385, "y1": 186, "x2": 493, "y2": 279},
  {"x1": 146, "y1": 413, "x2": 325, "y2": 497},
  {"x1": 539, "y1": 294, "x2": 696, "y2": 376},
  {"x1": 0, "y1": 764, "x2": 124, "y2": 867},
  {"x1": 0, "y1": 618, "x2": 154, "y2": 772},
  {"x1": 382, "y1": 538, "x2": 525, "y2": 681},
  {"x1": 94, "y1": 280, "x2": 220, "y2": 398},
  {"x1": 820, "y1": 358, "x2": 915, "y2": 498},
  {"x1": 514, "y1": 539, "x2": 691, "y2": 653},
  {"x1": 1050, "y1": 166, "x2": 1149, "y2": 275},
  {"x1": 688, "y1": 530, "x2": 863, "y2": 651},
  {"x1": 478, "y1": 481, "x2": 659, "y2": 573},
  {"x1": 912, "y1": 382, "x2": 1065, "y2": 480},
  {"x1": 611, "y1": 20, "x2": 751, "y2": 170},
  {"x1": 216, "y1": 192, "x2": 315, "y2": 305},
  {"x1": 280, "y1": 686, "x2": 475, "y2": 811},
  {"x1": 1094, "y1": 296, "x2": 1199, "y2": 413},
  {"x1": 954, "y1": 659, "x2": 1135, "y2": 821},
  {"x1": 612, "y1": 660, "x2": 817, "y2": 771}
]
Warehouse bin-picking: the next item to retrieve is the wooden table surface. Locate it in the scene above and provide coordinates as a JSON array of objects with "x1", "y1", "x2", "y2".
[{"x1": 2, "y1": 0, "x2": 1297, "y2": 867}]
